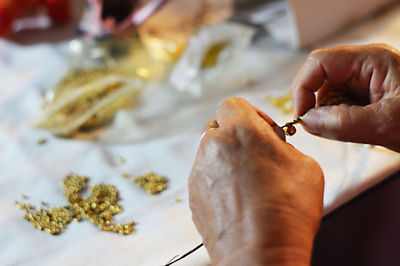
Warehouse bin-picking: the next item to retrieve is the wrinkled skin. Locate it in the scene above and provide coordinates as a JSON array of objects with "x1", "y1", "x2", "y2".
[
  {"x1": 291, "y1": 44, "x2": 400, "y2": 152},
  {"x1": 189, "y1": 44, "x2": 400, "y2": 265},
  {"x1": 189, "y1": 98, "x2": 324, "y2": 266}
]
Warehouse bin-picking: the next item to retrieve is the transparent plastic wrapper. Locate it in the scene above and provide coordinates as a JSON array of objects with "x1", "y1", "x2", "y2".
[
  {"x1": 138, "y1": 0, "x2": 234, "y2": 63},
  {"x1": 35, "y1": 1, "x2": 237, "y2": 138},
  {"x1": 35, "y1": 34, "x2": 166, "y2": 138},
  {"x1": 169, "y1": 22, "x2": 254, "y2": 97},
  {"x1": 35, "y1": 75, "x2": 143, "y2": 137}
]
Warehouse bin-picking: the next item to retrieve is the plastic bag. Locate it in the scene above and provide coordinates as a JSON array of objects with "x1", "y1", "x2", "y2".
[
  {"x1": 169, "y1": 22, "x2": 254, "y2": 97},
  {"x1": 36, "y1": 75, "x2": 143, "y2": 136}
]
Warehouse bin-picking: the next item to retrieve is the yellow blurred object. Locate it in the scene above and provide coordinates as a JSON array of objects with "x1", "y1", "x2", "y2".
[
  {"x1": 138, "y1": 0, "x2": 201, "y2": 63},
  {"x1": 139, "y1": 33, "x2": 188, "y2": 63},
  {"x1": 135, "y1": 67, "x2": 150, "y2": 78},
  {"x1": 266, "y1": 91, "x2": 293, "y2": 114},
  {"x1": 37, "y1": 36, "x2": 166, "y2": 137},
  {"x1": 201, "y1": 41, "x2": 229, "y2": 68},
  {"x1": 37, "y1": 75, "x2": 143, "y2": 136},
  {"x1": 138, "y1": 0, "x2": 234, "y2": 63},
  {"x1": 37, "y1": 0, "x2": 236, "y2": 137}
]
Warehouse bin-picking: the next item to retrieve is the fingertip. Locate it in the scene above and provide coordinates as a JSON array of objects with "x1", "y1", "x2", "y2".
[
  {"x1": 292, "y1": 89, "x2": 317, "y2": 117},
  {"x1": 301, "y1": 104, "x2": 375, "y2": 142},
  {"x1": 216, "y1": 97, "x2": 267, "y2": 128},
  {"x1": 272, "y1": 125, "x2": 286, "y2": 141},
  {"x1": 301, "y1": 108, "x2": 323, "y2": 136}
]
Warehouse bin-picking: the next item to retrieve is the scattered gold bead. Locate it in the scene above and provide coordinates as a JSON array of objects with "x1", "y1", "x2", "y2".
[
  {"x1": 134, "y1": 172, "x2": 168, "y2": 195},
  {"x1": 22, "y1": 206, "x2": 73, "y2": 235},
  {"x1": 22, "y1": 195, "x2": 29, "y2": 199},
  {"x1": 121, "y1": 173, "x2": 129, "y2": 178},
  {"x1": 116, "y1": 156, "x2": 125, "y2": 164},
  {"x1": 37, "y1": 138, "x2": 48, "y2": 145},
  {"x1": 175, "y1": 198, "x2": 182, "y2": 203}
]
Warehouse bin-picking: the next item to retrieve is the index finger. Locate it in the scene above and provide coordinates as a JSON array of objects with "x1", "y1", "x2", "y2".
[
  {"x1": 290, "y1": 53, "x2": 325, "y2": 117},
  {"x1": 216, "y1": 97, "x2": 274, "y2": 126},
  {"x1": 216, "y1": 97, "x2": 285, "y2": 141},
  {"x1": 290, "y1": 46, "x2": 360, "y2": 117}
]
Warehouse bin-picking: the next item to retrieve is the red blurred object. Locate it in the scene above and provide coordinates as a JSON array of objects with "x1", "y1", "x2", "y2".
[{"x1": 0, "y1": 0, "x2": 70, "y2": 37}]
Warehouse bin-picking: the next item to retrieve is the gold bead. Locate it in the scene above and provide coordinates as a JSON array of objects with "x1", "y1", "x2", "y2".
[
  {"x1": 37, "y1": 138, "x2": 47, "y2": 145},
  {"x1": 134, "y1": 172, "x2": 168, "y2": 195},
  {"x1": 116, "y1": 156, "x2": 125, "y2": 164},
  {"x1": 16, "y1": 173, "x2": 135, "y2": 235},
  {"x1": 284, "y1": 124, "x2": 296, "y2": 136}
]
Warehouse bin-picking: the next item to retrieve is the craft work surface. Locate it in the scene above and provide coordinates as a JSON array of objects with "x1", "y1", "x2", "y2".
[{"x1": 2, "y1": 7, "x2": 400, "y2": 266}]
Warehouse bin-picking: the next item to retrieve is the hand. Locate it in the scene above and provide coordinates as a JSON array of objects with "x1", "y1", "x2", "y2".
[
  {"x1": 291, "y1": 44, "x2": 400, "y2": 152},
  {"x1": 189, "y1": 97, "x2": 324, "y2": 266}
]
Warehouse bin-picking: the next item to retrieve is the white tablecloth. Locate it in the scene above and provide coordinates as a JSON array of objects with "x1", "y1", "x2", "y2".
[{"x1": 2, "y1": 6, "x2": 400, "y2": 265}]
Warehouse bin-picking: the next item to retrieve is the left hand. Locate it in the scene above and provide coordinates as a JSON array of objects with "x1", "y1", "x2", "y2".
[{"x1": 189, "y1": 97, "x2": 324, "y2": 266}]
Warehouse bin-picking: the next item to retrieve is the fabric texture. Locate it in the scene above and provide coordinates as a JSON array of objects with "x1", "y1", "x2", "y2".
[{"x1": 2, "y1": 4, "x2": 400, "y2": 264}]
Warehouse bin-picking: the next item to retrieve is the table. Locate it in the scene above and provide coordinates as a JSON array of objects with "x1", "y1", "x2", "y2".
[{"x1": 1, "y1": 6, "x2": 400, "y2": 265}]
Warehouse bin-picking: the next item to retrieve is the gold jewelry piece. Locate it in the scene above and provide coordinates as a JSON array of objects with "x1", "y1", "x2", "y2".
[
  {"x1": 281, "y1": 117, "x2": 302, "y2": 136},
  {"x1": 319, "y1": 89, "x2": 354, "y2": 106}
]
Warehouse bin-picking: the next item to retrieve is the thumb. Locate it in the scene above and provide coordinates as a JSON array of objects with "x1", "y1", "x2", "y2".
[{"x1": 301, "y1": 104, "x2": 386, "y2": 146}]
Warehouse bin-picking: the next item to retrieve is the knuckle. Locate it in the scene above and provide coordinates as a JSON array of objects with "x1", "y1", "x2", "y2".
[
  {"x1": 219, "y1": 97, "x2": 247, "y2": 110},
  {"x1": 309, "y1": 48, "x2": 324, "y2": 58},
  {"x1": 325, "y1": 105, "x2": 352, "y2": 140},
  {"x1": 308, "y1": 48, "x2": 330, "y2": 62},
  {"x1": 199, "y1": 133, "x2": 227, "y2": 157},
  {"x1": 372, "y1": 44, "x2": 400, "y2": 65},
  {"x1": 301, "y1": 154, "x2": 319, "y2": 169},
  {"x1": 373, "y1": 98, "x2": 400, "y2": 138},
  {"x1": 302, "y1": 156, "x2": 324, "y2": 184},
  {"x1": 236, "y1": 123, "x2": 258, "y2": 138},
  {"x1": 222, "y1": 121, "x2": 259, "y2": 145},
  {"x1": 374, "y1": 43, "x2": 399, "y2": 54},
  {"x1": 336, "y1": 106, "x2": 352, "y2": 129}
]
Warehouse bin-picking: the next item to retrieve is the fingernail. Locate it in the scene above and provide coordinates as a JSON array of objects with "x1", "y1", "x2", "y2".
[
  {"x1": 272, "y1": 125, "x2": 286, "y2": 141},
  {"x1": 301, "y1": 109, "x2": 322, "y2": 135},
  {"x1": 301, "y1": 112, "x2": 308, "y2": 121}
]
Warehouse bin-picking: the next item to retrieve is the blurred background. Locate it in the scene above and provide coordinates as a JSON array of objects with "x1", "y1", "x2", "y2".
[{"x1": 1, "y1": 1, "x2": 400, "y2": 265}]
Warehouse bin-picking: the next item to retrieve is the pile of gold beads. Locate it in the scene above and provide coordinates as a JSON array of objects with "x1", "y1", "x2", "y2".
[
  {"x1": 134, "y1": 172, "x2": 168, "y2": 195},
  {"x1": 15, "y1": 173, "x2": 135, "y2": 235},
  {"x1": 319, "y1": 89, "x2": 354, "y2": 106}
]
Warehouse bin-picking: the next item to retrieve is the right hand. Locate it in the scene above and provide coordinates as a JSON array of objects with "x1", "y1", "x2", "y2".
[{"x1": 291, "y1": 44, "x2": 400, "y2": 152}]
